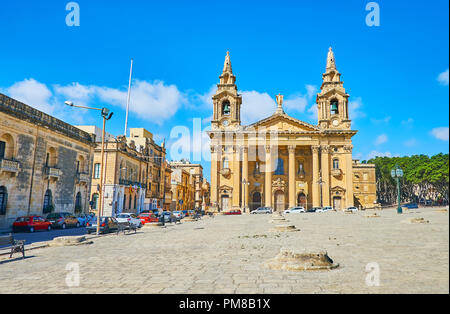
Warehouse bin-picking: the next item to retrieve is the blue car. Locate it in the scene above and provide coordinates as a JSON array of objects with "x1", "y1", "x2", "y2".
[{"x1": 403, "y1": 203, "x2": 419, "y2": 209}]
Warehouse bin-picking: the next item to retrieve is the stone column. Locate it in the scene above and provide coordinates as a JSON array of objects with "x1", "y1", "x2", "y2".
[
  {"x1": 264, "y1": 146, "x2": 272, "y2": 208},
  {"x1": 210, "y1": 145, "x2": 219, "y2": 211},
  {"x1": 242, "y1": 146, "x2": 249, "y2": 212},
  {"x1": 312, "y1": 145, "x2": 320, "y2": 208},
  {"x1": 344, "y1": 145, "x2": 354, "y2": 208},
  {"x1": 288, "y1": 145, "x2": 296, "y2": 208},
  {"x1": 321, "y1": 145, "x2": 330, "y2": 207},
  {"x1": 232, "y1": 146, "x2": 241, "y2": 209}
]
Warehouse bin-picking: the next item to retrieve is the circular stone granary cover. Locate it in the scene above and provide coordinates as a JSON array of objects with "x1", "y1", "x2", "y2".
[{"x1": 265, "y1": 249, "x2": 339, "y2": 271}]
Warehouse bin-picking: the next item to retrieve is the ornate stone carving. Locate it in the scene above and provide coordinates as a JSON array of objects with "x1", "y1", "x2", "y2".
[
  {"x1": 117, "y1": 135, "x2": 127, "y2": 151},
  {"x1": 321, "y1": 145, "x2": 331, "y2": 153},
  {"x1": 288, "y1": 145, "x2": 296, "y2": 154},
  {"x1": 343, "y1": 145, "x2": 353, "y2": 153},
  {"x1": 272, "y1": 178, "x2": 287, "y2": 193},
  {"x1": 311, "y1": 145, "x2": 320, "y2": 154}
]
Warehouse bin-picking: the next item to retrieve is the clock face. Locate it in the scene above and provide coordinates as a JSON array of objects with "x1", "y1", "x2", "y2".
[
  {"x1": 222, "y1": 120, "x2": 229, "y2": 127},
  {"x1": 332, "y1": 119, "x2": 339, "y2": 126}
]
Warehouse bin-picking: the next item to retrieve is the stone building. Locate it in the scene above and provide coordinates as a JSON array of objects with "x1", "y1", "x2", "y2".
[
  {"x1": 169, "y1": 160, "x2": 205, "y2": 210},
  {"x1": 208, "y1": 49, "x2": 376, "y2": 213},
  {"x1": 352, "y1": 160, "x2": 377, "y2": 209},
  {"x1": 0, "y1": 93, "x2": 95, "y2": 229},
  {"x1": 76, "y1": 126, "x2": 169, "y2": 216},
  {"x1": 170, "y1": 167, "x2": 192, "y2": 211}
]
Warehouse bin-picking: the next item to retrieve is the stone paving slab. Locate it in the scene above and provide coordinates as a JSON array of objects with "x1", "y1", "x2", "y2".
[{"x1": 0, "y1": 207, "x2": 448, "y2": 294}]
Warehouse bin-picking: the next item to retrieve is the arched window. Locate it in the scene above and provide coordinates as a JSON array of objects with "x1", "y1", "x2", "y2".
[
  {"x1": 0, "y1": 186, "x2": 7, "y2": 215},
  {"x1": 330, "y1": 99, "x2": 339, "y2": 115},
  {"x1": 222, "y1": 157, "x2": 229, "y2": 169},
  {"x1": 43, "y1": 189, "x2": 53, "y2": 214},
  {"x1": 46, "y1": 147, "x2": 57, "y2": 167},
  {"x1": 92, "y1": 193, "x2": 99, "y2": 210},
  {"x1": 0, "y1": 133, "x2": 14, "y2": 160},
  {"x1": 274, "y1": 158, "x2": 284, "y2": 175},
  {"x1": 75, "y1": 192, "x2": 82, "y2": 213},
  {"x1": 222, "y1": 100, "x2": 231, "y2": 116},
  {"x1": 333, "y1": 159, "x2": 340, "y2": 169}
]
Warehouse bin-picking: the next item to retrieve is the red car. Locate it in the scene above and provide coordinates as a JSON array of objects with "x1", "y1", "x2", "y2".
[
  {"x1": 224, "y1": 210, "x2": 242, "y2": 216},
  {"x1": 13, "y1": 216, "x2": 52, "y2": 233},
  {"x1": 138, "y1": 213, "x2": 159, "y2": 225}
]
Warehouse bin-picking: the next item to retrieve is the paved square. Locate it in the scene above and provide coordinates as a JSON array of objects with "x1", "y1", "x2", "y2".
[{"x1": 0, "y1": 207, "x2": 448, "y2": 294}]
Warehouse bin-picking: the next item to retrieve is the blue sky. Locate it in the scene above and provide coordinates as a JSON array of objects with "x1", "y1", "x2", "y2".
[{"x1": 0, "y1": 0, "x2": 448, "y2": 181}]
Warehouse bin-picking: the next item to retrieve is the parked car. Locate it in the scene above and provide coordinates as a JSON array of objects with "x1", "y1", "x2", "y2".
[
  {"x1": 307, "y1": 207, "x2": 322, "y2": 213},
  {"x1": 46, "y1": 212, "x2": 80, "y2": 229},
  {"x1": 403, "y1": 203, "x2": 419, "y2": 209},
  {"x1": 86, "y1": 217, "x2": 119, "y2": 234},
  {"x1": 76, "y1": 214, "x2": 91, "y2": 227},
  {"x1": 224, "y1": 210, "x2": 242, "y2": 215},
  {"x1": 12, "y1": 216, "x2": 52, "y2": 233},
  {"x1": 322, "y1": 206, "x2": 334, "y2": 212},
  {"x1": 345, "y1": 206, "x2": 359, "y2": 213},
  {"x1": 138, "y1": 213, "x2": 159, "y2": 224},
  {"x1": 181, "y1": 210, "x2": 188, "y2": 217},
  {"x1": 161, "y1": 212, "x2": 180, "y2": 223},
  {"x1": 251, "y1": 207, "x2": 273, "y2": 214},
  {"x1": 284, "y1": 207, "x2": 305, "y2": 214},
  {"x1": 116, "y1": 213, "x2": 143, "y2": 228},
  {"x1": 172, "y1": 211, "x2": 183, "y2": 219}
]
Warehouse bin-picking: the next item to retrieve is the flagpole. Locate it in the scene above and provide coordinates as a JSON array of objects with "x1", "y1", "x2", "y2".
[{"x1": 124, "y1": 58, "x2": 134, "y2": 136}]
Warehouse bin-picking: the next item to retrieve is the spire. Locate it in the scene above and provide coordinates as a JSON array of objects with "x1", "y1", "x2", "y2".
[
  {"x1": 326, "y1": 47, "x2": 336, "y2": 71},
  {"x1": 223, "y1": 51, "x2": 233, "y2": 74},
  {"x1": 275, "y1": 94, "x2": 285, "y2": 114}
]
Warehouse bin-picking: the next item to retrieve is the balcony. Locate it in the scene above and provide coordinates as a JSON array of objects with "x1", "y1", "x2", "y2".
[
  {"x1": 45, "y1": 167, "x2": 61, "y2": 180},
  {"x1": 119, "y1": 179, "x2": 147, "y2": 190},
  {"x1": 331, "y1": 168, "x2": 342, "y2": 177},
  {"x1": 77, "y1": 172, "x2": 90, "y2": 184},
  {"x1": 0, "y1": 159, "x2": 20, "y2": 175}
]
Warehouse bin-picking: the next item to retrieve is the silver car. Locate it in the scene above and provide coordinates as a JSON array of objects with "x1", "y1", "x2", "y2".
[
  {"x1": 284, "y1": 207, "x2": 305, "y2": 214},
  {"x1": 251, "y1": 207, "x2": 273, "y2": 214},
  {"x1": 116, "y1": 213, "x2": 142, "y2": 228}
]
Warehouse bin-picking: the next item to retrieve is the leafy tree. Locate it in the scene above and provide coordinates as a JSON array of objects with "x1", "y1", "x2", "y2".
[{"x1": 368, "y1": 153, "x2": 449, "y2": 205}]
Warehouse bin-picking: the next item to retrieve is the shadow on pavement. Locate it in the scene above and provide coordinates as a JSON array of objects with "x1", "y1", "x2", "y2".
[
  {"x1": 11, "y1": 228, "x2": 88, "y2": 246},
  {"x1": 0, "y1": 255, "x2": 35, "y2": 265}
]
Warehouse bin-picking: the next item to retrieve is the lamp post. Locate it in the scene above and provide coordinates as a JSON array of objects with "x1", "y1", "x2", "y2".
[
  {"x1": 391, "y1": 165, "x2": 404, "y2": 214},
  {"x1": 65, "y1": 101, "x2": 113, "y2": 235},
  {"x1": 242, "y1": 178, "x2": 250, "y2": 213}
]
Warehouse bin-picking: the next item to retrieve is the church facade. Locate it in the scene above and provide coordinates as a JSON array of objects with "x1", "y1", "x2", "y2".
[{"x1": 208, "y1": 49, "x2": 376, "y2": 212}]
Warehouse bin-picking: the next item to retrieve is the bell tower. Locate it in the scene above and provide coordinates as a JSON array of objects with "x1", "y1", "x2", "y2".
[
  {"x1": 211, "y1": 52, "x2": 242, "y2": 130},
  {"x1": 317, "y1": 47, "x2": 351, "y2": 129}
]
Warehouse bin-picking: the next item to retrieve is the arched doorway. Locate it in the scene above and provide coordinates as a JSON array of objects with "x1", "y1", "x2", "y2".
[
  {"x1": 0, "y1": 186, "x2": 8, "y2": 216},
  {"x1": 333, "y1": 196, "x2": 342, "y2": 211},
  {"x1": 220, "y1": 195, "x2": 230, "y2": 212},
  {"x1": 297, "y1": 192, "x2": 307, "y2": 208},
  {"x1": 251, "y1": 192, "x2": 262, "y2": 211},
  {"x1": 274, "y1": 190, "x2": 285, "y2": 212},
  {"x1": 43, "y1": 189, "x2": 53, "y2": 214},
  {"x1": 75, "y1": 192, "x2": 82, "y2": 213}
]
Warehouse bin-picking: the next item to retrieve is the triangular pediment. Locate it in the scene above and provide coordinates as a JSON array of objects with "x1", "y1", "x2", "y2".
[{"x1": 245, "y1": 113, "x2": 319, "y2": 132}]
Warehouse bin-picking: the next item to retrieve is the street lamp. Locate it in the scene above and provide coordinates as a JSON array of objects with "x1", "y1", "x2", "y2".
[
  {"x1": 66, "y1": 101, "x2": 113, "y2": 235},
  {"x1": 391, "y1": 165, "x2": 404, "y2": 214},
  {"x1": 242, "y1": 179, "x2": 250, "y2": 213}
]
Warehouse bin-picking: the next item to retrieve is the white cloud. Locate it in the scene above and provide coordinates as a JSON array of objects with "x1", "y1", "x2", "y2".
[
  {"x1": 367, "y1": 150, "x2": 392, "y2": 160},
  {"x1": 284, "y1": 85, "x2": 318, "y2": 114},
  {"x1": 240, "y1": 91, "x2": 277, "y2": 125},
  {"x1": 53, "y1": 83, "x2": 96, "y2": 107},
  {"x1": 348, "y1": 97, "x2": 366, "y2": 120},
  {"x1": 437, "y1": 69, "x2": 449, "y2": 86},
  {"x1": 6, "y1": 79, "x2": 54, "y2": 114},
  {"x1": 401, "y1": 117, "x2": 414, "y2": 126},
  {"x1": 375, "y1": 134, "x2": 388, "y2": 145},
  {"x1": 431, "y1": 127, "x2": 449, "y2": 141}
]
